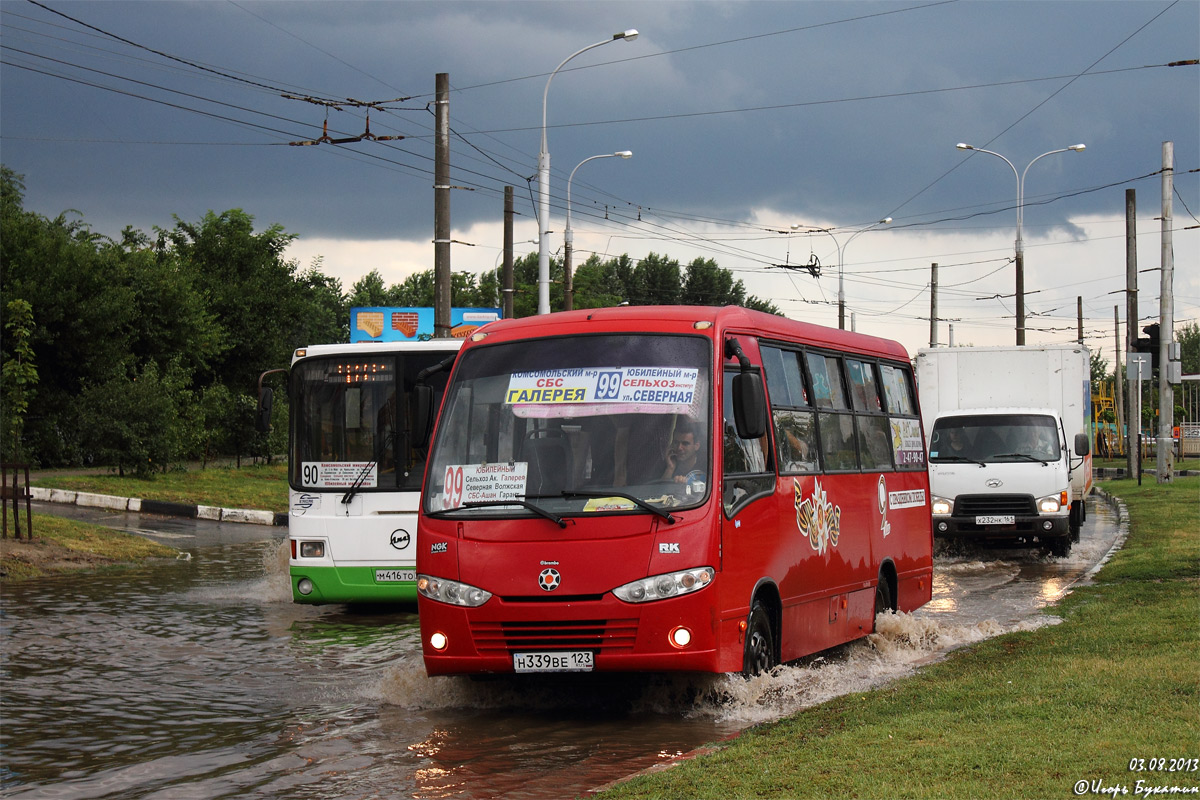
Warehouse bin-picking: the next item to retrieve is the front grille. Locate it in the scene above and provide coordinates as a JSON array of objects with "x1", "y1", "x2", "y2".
[
  {"x1": 471, "y1": 618, "x2": 638, "y2": 654},
  {"x1": 954, "y1": 494, "x2": 1036, "y2": 517}
]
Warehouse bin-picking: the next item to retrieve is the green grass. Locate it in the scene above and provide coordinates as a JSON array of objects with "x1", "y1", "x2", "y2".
[
  {"x1": 598, "y1": 476, "x2": 1200, "y2": 800},
  {"x1": 0, "y1": 513, "x2": 177, "y2": 580},
  {"x1": 33, "y1": 462, "x2": 290, "y2": 513}
]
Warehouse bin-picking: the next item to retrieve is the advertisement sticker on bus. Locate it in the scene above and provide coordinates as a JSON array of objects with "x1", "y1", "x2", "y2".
[
  {"x1": 890, "y1": 418, "x2": 925, "y2": 466},
  {"x1": 505, "y1": 367, "x2": 699, "y2": 407},
  {"x1": 441, "y1": 462, "x2": 529, "y2": 509}
]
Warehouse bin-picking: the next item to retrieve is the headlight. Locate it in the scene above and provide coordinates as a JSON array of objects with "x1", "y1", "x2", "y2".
[
  {"x1": 613, "y1": 567, "x2": 714, "y2": 603},
  {"x1": 416, "y1": 574, "x2": 492, "y2": 607},
  {"x1": 931, "y1": 496, "x2": 953, "y2": 516},
  {"x1": 1037, "y1": 492, "x2": 1066, "y2": 513}
]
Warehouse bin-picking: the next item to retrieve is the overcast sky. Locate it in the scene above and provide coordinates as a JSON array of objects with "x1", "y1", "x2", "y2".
[{"x1": 2, "y1": 0, "x2": 1197, "y2": 362}]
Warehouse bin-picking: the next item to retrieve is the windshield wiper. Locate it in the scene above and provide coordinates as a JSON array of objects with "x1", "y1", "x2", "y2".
[
  {"x1": 430, "y1": 499, "x2": 566, "y2": 528},
  {"x1": 932, "y1": 454, "x2": 987, "y2": 467},
  {"x1": 559, "y1": 490, "x2": 677, "y2": 524},
  {"x1": 993, "y1": 452, "x2": 1051, "y2": 464},
  {"x1": 343, "y1": 418, "x2": 395, "y2": 505}
]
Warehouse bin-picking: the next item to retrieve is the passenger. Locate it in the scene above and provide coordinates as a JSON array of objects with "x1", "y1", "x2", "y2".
[{"x1": 660, "y1": 419, "x2": 702, "y2": 482}]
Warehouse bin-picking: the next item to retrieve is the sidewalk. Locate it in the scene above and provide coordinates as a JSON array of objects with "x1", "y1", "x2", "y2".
[
  {"x1": 25, "y1": 463, "x2": 287, "y2": 527},
  {"x1": 28, "y1": 484, "x2": 286, "y2": 526}
]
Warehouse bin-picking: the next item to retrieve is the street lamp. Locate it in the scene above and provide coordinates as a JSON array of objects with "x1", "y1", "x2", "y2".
[
  {"x1": 955, "y1": 141, "x2": 1086, "y2": 345},
  {"x1": 537, "y1": 29, "x2": 639, "y2": 315},
  {"x1": 564, "y1": 150, "x2": 632, "y2": 311},
  {"x1": 791, "y1": 217, "x2": 891, "y2": 330}
]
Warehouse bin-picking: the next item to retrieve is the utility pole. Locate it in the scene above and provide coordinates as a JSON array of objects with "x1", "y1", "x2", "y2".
[
  {"x1": 1125, "y1": 189, "x2": 1138, "y2": 477},
  {"x1": 1157, "y1": 141, "x2": 1175, "y2": 483},
  {"x1": 1077, "y1": 296, "x2": 1083, "y2": 344},
  {"x1": 503, "y1": 186, "x2": 514, "y2": 319},
  {"x1": 929, "y1": 263, "x2": 939, "y2": 347},
  {"x1": 433, "y1": 73, "x2": 451, "y2": 338},
  {"x1": 1114, "y1": 305, "x2": 1124, "y2": 458}
]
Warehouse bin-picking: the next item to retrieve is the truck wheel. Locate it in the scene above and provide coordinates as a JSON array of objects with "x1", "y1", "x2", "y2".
[
  {"x1": 1069, "y1": 503, "x2": 1082, "y2": 540},
  {"x1": 1048, "y1": 535, "x2": 1072, "y2": 558},
  {"x1": 742, "y1": 602, "x2": 776, "y2": 677}
]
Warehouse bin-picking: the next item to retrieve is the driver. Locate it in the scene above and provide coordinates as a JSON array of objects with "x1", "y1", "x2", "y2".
[{"x1": 661, "y1": 420, "x2": 702, "y2": 483}]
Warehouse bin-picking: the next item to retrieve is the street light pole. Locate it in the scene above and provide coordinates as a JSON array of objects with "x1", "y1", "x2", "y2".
[
  {"x1": 956, "y1": 142, "x2": 1086, "y2": 345},
  {"x1": 792, "y1": 217, "x2": 891, "y2": 330},
  {"x1": 565, "y1": 151, "x2": 632, "y2": 312},
  {"x1": 537, "y1": 29, "x2": 638, "y2": 315}
]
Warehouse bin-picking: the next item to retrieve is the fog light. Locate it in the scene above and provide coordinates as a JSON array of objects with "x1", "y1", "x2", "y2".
[
  {"x1": 669, "y1": 626, "x2": 692, "y2": 648},
  {"x1": 297, "y1": 578, "x2": 314, "y2": 595},
  {"x1": 1042, "y1": 520, "x2": 1054, "y2": 531},
  {"x1": 429, "y1": 632, "x2": 448, "y2": 651},
  {"x1": 300, "y1": 541, "x2": 325, "y2": 558},
  {"x1": 937, "y1": 521, "x2": 949, "y2": 532}
]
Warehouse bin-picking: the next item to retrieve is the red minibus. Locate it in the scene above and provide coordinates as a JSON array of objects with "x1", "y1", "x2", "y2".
[{"x1": 415, "y1": 306, "x2": 932, "y2": 676}]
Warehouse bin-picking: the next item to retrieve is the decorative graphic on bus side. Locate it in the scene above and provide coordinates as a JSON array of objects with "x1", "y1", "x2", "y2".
[
  {"x1": 877, "y1": 475, "x2": 892, "y2": 538},
  {"x1": 794, "y1": 478, "x2": 841, "y2": 554}
]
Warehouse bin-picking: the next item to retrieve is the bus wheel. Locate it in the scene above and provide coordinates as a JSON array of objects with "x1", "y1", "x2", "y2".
[
  {"x1": 742, "y1": 602, "x2": 776, "y2": 676},
  {"x1": 874, "y1": 576, "x2": 893, "y2": 630}
]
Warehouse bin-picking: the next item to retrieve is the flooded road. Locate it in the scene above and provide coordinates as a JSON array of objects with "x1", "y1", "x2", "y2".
[{"x1": 1, "y1": 496, "x2": 1123, "y2": 798}]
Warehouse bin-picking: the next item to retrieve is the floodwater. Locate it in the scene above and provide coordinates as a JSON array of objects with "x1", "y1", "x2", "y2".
[{"x1": 0, "y1": 498, "x2": 1123, "y2": 799}]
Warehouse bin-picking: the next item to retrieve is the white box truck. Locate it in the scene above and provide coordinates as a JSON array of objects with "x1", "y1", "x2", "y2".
[{"x1": 915, "y1": 344, "x2": 1092, "y2": 556}]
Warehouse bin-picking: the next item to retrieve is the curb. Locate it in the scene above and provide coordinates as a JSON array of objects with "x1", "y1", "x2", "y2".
[
  {"x1": 30, "y1": 487, "x2": 286, "y2": 527},
  {"x1": 1094, "y1": 467, "x2": 1198, "y2": 479}
]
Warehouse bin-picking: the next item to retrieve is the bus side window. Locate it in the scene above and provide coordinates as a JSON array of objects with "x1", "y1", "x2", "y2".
[
  {"x1": 848, "y1": 359, "x2": 893, "y2": 472},
  {"x1": 762, "y1": 346, "x2": 818, "y2": 474},
  {"x1": 880, "y1": 363, "x2": 925, "y2": 470}
]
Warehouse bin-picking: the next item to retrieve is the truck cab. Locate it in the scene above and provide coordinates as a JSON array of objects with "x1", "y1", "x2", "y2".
[{"x1": 927, "y1": 407, "x2": 1089, "y2": 556}]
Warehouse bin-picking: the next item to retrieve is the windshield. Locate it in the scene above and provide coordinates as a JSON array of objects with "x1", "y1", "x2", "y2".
[
  {"x1": 929, "y1": 414, "x2": 1061, "y2": 464},
  {"x1": 291, "y1": 352, "x2": 451, "y2": 492},
  {"x1": 425, "y1": 334, "x2": 711, "y2": 518}
]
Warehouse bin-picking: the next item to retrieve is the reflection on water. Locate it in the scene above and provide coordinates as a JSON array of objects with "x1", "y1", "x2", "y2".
[{"x1": 0, "y1": 498, "x2": 1121, "y2": 798}]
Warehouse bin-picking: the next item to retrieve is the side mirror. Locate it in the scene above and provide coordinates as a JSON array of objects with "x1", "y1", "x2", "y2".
[
  {"x1": 732, "y1": 372, "x2": 767, "y2": 440},
  {"x1": 412, "y1": 384, "x2": 435, "y2": 448},
  {"x1": 256, "y1": 387, "x2": 274, "y2": 433},
  {"x1": 1074, "y1": 432, "x2": 1090, "y2": 457}
]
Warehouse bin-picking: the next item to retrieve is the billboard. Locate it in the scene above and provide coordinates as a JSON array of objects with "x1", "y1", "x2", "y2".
[{"x1": 350, "y1": 307, "x2": 501, "y2": 343}]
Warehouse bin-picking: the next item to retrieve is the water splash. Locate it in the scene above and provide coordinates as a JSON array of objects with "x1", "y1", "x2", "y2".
[{"x1": 373, "y1": 610, "x2": 1059, "y2": 728}]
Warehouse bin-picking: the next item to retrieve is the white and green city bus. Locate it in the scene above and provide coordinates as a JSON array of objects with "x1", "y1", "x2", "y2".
[{"x1": 259, "y1": 308, "x2": 495, "y2": 604}]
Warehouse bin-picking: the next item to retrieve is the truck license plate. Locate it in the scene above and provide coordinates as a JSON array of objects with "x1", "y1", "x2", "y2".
[
  {"x1": 513, "y1": 651, "x2": 594, "y2": 673},
  {"x1": 375, "y1": 569, "x2": 416, "y2": 582},
  {"x1": 976, "y1": 515, "x2": 1015, "y2": 525}
]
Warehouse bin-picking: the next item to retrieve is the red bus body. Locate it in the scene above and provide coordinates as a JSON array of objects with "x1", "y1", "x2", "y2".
[{"x1": 416, "y1": 306, "x2": 932, "y2": 676}]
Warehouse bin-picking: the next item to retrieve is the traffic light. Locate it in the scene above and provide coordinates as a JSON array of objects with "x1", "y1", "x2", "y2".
[{"x1": 1135, "y1": 323, "x2": 1160, "y2": 369}]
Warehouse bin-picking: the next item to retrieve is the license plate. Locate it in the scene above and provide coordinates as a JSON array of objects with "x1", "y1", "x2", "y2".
[
  {"x1": 976, "y1": 515, "x2": 1015, "y2": 525},
  {"x1": 374, "y1": 569, "x2": 416, "y2": 582},
  {"x1": 513, "y1": 650, "x2": 594, "y2": 673}
]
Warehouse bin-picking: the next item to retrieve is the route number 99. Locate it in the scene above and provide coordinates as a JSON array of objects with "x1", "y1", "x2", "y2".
[
  {"x1": 596, "y1": 371, "x2": 622, "y2": 400},
  {"x1": 443, "y1": 466, "x2": 464, "y2": 509}
]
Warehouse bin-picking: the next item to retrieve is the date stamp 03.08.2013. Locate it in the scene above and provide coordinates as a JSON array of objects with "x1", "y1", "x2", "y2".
[{"x1": 1074, "y1": 758, "x2": 1199, "y2": 798}]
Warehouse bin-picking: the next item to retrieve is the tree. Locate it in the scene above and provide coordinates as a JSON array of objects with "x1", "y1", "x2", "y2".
[
  {"x1": 1178, "y1": 321, "x2": 1199, "y2": 375},
  {"x1": 76, "y1": 360, "x2": 191, "y2": 477},
  {"x1": 1090, "y1": 351, "x2": 1110, "y2": 385},
  {"x1": 349, "y1": 269, "x2": 391, "y2": 308},
  {"x1": 1, "y1": 299, "x2": 38, "y2": 462}
]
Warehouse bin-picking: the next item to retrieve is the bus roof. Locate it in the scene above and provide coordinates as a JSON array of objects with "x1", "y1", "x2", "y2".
[
  {"x1": 466, "y1": 305, "x2": 912, "y2": 363},
  {"x1": 292, "y1": 338, "x2": 463, "y2": 365}
]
